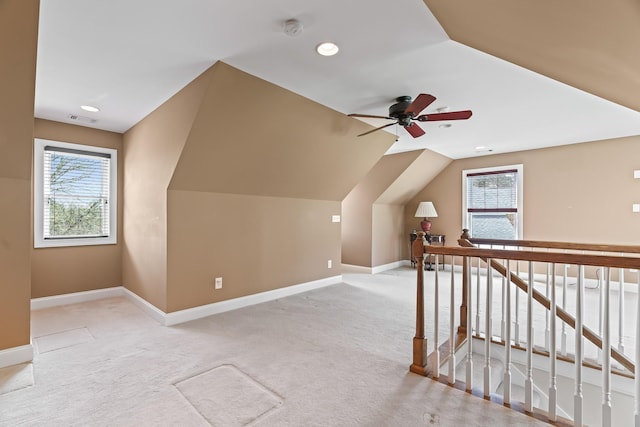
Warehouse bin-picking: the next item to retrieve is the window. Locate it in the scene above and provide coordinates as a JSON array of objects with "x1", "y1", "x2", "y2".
[
  {"x1": 34, "y1": 139, "x2": 117, "y2": 248},
  {"x1": 462, "y1": 165, "x2": 523, "y2": 240}
]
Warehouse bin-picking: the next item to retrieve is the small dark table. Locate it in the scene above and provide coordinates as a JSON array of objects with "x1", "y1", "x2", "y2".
[
  {"x1": 425, "y1": 234, "x2": 445, "y2": 270},
  {"x1": 410, "y1": 232, "x2": 445, "y2": 270}
]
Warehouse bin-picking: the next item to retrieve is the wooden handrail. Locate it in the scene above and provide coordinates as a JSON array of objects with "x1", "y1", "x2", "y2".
[
  {"x1": 423, "y1": 244, "x2": 640, "y2": 270},
  {"x1": 464, "y1": 237, "x2": 640, "y2": 254},
  {"x1": 426, "y1": 238, "x2": 636, "y2": 372}
]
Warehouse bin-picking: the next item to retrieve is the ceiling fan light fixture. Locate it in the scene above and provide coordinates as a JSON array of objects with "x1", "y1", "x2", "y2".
[
  {"x1": 316, "y1": 42, "x2": 339, "y2": 56},
  {"x1": 80, "y1": 105, "x2": 100, "y2": 112}
]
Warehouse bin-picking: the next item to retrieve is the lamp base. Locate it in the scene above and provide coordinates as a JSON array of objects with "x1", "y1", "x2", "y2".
[{"x1": 420, "y1": 218, "x2": 432, "y2": 233}]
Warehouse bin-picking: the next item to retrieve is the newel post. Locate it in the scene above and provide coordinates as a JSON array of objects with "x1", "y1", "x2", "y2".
[
  {"x1": 458, "y1": 230, "x2": 470, "y2": 335},
  {"x1": 410, "y1": 231, "x2": 429, "y2": 376}
]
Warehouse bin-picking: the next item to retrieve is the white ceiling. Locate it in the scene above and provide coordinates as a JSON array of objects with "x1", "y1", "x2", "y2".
[{"x1": 35, "y1": 0, "x2": 640, "y2": 159}]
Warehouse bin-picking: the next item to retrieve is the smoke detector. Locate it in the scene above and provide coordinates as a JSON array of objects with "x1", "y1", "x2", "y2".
[{"x1": 283, "y1": 19, "x2": 303, "y2": 37}]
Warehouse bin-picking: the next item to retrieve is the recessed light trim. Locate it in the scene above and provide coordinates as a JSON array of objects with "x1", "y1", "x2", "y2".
[
  {"x1": 316, "y1": 42, "x2": 339, "y2": 56},
  {"x1": 439, "y1": 124, "x2": 452, "y2": 129},
  {"x1": 81, "y1": 105, "x2": 100, "y2": 112}
]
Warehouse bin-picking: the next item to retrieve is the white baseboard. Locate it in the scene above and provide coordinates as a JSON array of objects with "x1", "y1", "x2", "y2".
[
  {"x1": 121, "y1": 288, "x2": 167, "y2": 325},
  {"x1": 341, "y1": 264, "x2": 372, "y2": 274},
  {"x1": 31, "y1": 287, "x2": 124, "y2": 310},
  {"x1": 163, "y1": 275, "x2": 342, "y2": 326},
  {"x1": 371, "y1": 260, "x2": 408, "y2": 274},
  {"x1": 29, "y1": 276, "x2": 343, "y2": 327},
  {"x1": 0, "y1": 344, "x2": 33, "y2": 369},
  {"x1": 342, "y1": 261, "x2": 411, "y2": 275}
]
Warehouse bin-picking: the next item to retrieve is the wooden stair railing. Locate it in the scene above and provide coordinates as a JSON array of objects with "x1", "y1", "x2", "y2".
[
  {"x1": 457, "y1": 237, "x2": 636, "y2": 373},
  {"x1": 411, "y1": 232, "x2": 640, "y2": 426}
]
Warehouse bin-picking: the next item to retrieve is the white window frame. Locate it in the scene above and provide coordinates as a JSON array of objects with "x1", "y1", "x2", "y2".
[
  {"x1": 34, "y1": 138, "x2": 117, "y2": 248},
  {"x1": 462, "y1": 164, "x2": 523, "y2": 239}
]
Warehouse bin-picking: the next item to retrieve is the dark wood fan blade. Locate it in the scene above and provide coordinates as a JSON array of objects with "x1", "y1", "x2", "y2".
[
  {"x1": 416, "y1": 110, "x2": 473, "y2": 122},
  {"x1": 348, "y1": 113, "x2": 393, "y2": 120},
  {"x1": 357, "y1": 122, "x2": 396, "y2": 137},
  {"x1": 404, "y1": 123, "x2": 425, "y2": 138},
  {"x1": 404, "y1": 94, "x2": 436, "y2": 117}
]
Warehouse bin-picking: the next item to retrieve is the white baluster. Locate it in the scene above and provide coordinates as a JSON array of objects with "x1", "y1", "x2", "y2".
[
  {"x1": 433, "y1": 254, "x2": 440, "y2": 379},
  {"x1": 561, "y1": 263, "x2": 568, "y2": 355},
  {"x1": 466, "y1": 256, "x2": 473, "y2": 392},
  {"x1": 515, "y1": 261, "x2": 520, "y2": 346},
  {"x1": 549, "y1": 263, "x2": 557, "y2": 422},
  {"x1": 502, "y1": 272, "x2": 506, "y2": 341},
  {"x1": 525, "y1": 261, "x2": 534, "y2": 412},
  {"x1": 503, "y1": 260, "x2": 512, "y2": 405},
  {"x1": 635, "y1": 270, "x2": 640, "y2": 427},
  {"x1": 602, "y1": 267, "x2": 612, "y2": 427},
  {"x1": 476, "y1": 257, "x2": 481, "y2": 334},
  {"x1": 484, "y1": 258, "x2": 493, "y2": 398},
  {"x1": 545, "y1": 262, "x2": 551, "y2": 351},
  {"x1": 449, "y1": 256, "x2": 456, "y2": 384},
  {"x1": 619, "y1": 267, "x2": 625, "y2": 353},
  {"x1": 501, "y1": 246, "x2": 506, "y2": 341},
  {"x1": 599, "y1": 267, "x2": 604, "y2": 363},
  {"x1": 575, "y1": 265, "x2": 584, "y2": 426}
]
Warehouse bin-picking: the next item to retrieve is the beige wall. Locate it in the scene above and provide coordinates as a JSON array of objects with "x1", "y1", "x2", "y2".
[
  {"x1": 342, "y1": 151, "x2": 422, "y2": 267},
  {"x1": 0, "y1": 0, "x2": 39, "y2": 351},
  {"x1": 32, "y1": 120, "x2": 123, "y2": 298},
  {"x1": 124, "y1": 62, "x2": 390, "y2": 313},
  {"x1": 165, "y1": 63, "x2": 390, "y2": 311},
  {"x1": 372, "y1": 204, "x2": 407, "y2": 266},
  {"x1": 122, "y1": 65, "x2": 212, "y2": 311},
  {"x1": 405, "y1": 135, "x2": 640, "y2": 256},
  {"x1": 167, "y1": 192, "x2": 340, "y2": 312},
  {"x1": 168, "y1": 63, "x2": 392, "y2": 199},
  {"x1": 342, "y1": 149, "x2": 452, "y2": 268}
]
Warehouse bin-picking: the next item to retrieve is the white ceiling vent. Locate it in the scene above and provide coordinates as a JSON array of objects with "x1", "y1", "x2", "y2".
[{"x1": 68, "y1": 114, "x2": 98, "y2": 124}]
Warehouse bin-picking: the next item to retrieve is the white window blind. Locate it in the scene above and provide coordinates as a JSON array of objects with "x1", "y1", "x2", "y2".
[
  {"x1": 43, "y1": 146, "x2": 111, "y2": 239},
  {"x1": 466, "y1": 169, "x2": 518, "y2": 213},
  {"x1": 463, "y1": 166, "x2": 523, "y2": 240},
  {"x1": 34, "y1": 138, "x2": 117, "y2": 248}
]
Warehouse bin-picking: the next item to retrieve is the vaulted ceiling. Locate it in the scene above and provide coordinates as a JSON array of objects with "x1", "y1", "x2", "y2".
[{"x1": 35, "y1": 0, "x2": 640, "y2": 159}]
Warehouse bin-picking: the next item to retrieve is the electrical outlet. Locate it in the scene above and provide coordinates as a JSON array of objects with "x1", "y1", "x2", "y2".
[
  {"x1": 332, "y1": 215, "x2": 341, "y2": 223},
  {"x1": 327, "y1": 260, "x2": 332, "y2": 268},
  {"x1": 633, "y1": 204, "x2": 640, "y2": 213},
  {"x1": 214, "y1": 277, "x2": 223, "y2": 289},
  {"x1": 634, "y1": 170, "x2": 640, "y2": 179}
]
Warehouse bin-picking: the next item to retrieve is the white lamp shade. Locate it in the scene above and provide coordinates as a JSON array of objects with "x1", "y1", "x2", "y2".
[{"x1": 415, "y1": 201, "x2": 438, "y2": 218}]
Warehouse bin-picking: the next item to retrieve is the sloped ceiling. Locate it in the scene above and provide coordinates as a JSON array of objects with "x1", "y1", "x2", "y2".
[
  {"x1": 424, "y1": 0, "x2": 640, "y2": 112},
  {"x1": 35, "y1": 0, "x2": 640, "y2": 160},
  {"x1": 168, "y1": 62, "x2": 393, "y2": 201}
]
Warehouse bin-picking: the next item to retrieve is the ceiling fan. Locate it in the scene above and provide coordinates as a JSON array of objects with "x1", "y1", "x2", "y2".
[{"x1": 348, "y1": 94, "x2": 472, "y2": 138}]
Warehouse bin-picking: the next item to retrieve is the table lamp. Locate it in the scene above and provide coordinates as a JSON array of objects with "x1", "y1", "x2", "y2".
[{"x1": 415, "y1": 201, "x2": 438, "y2": 233}]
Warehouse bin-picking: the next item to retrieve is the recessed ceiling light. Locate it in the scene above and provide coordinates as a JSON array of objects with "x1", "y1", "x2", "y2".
[
  {"x1": 475, "y1": 146, "x2": 486, "y2": 150},
  {"x1": 81, "y1": 105, "x2": 100, "y2": 112},
  {"x1": 316, "y1": 42, "x2": 339, "y2": 56},
  {"x1": 439, "y1": 124, "x2": 452, "y2": 129}
]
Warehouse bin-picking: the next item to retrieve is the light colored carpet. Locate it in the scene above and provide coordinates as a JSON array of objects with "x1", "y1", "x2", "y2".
[
  {"x1": 34, "y1": 327, "x2": 94, "y2": 354},
  {"x1": 0, "y1": 267, "x2": 547, "y2": 426},
  {"x1": 175, "y1": 364, "x2": 283, "y2": 426}
]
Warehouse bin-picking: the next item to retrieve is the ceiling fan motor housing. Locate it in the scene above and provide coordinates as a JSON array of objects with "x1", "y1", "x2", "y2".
[{"x1": 389, "y1": 96, "x2": 414, "y2": 126}]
